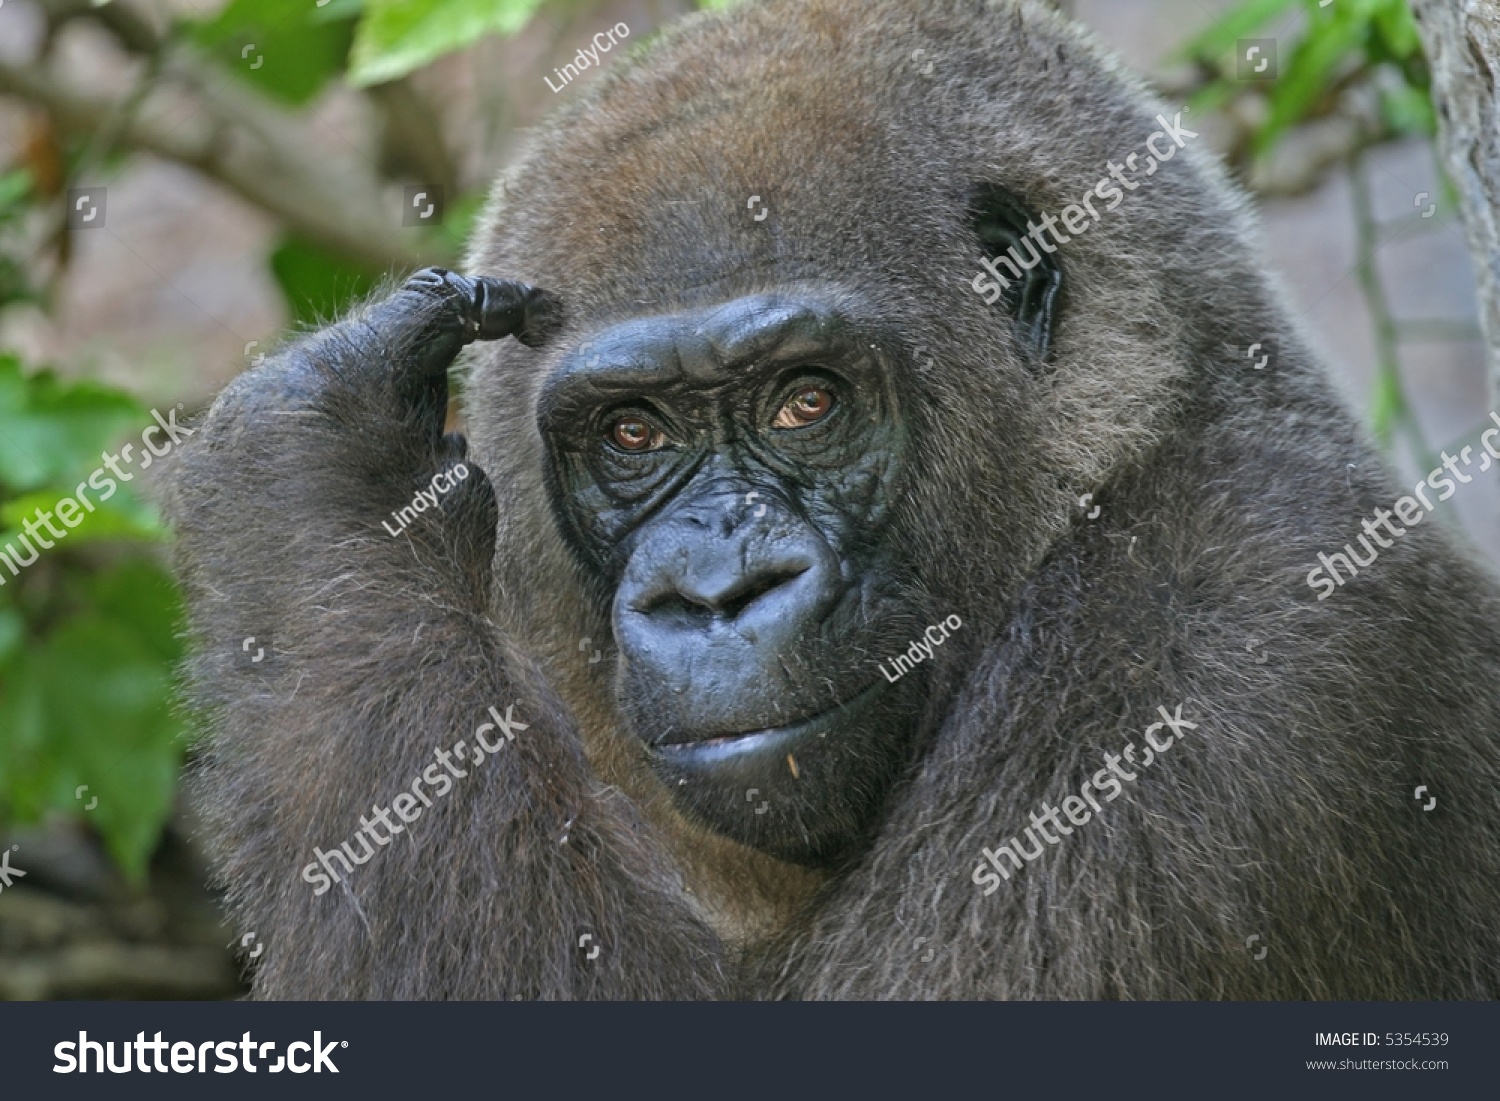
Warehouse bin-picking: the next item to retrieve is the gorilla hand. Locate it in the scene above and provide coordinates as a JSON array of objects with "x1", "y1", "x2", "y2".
[
  {"x1": 342, "y1": 268, "x2": 561, "y2": 591},
  {"x1": 168, "y1": 270, "x2": 722, "y2": 999},
  {"x1": 179, "y1": 268, "x2": 560, "y2": 608}
]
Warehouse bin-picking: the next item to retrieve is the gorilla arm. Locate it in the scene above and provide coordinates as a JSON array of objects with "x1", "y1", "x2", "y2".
[{"x1": 167, "y1": 270, "x2": 722, "y2": 999}]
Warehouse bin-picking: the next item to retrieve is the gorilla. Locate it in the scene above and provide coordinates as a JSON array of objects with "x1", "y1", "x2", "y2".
[{"x1": 167, "y1": 0, "x2": 1500, "y2": 998}]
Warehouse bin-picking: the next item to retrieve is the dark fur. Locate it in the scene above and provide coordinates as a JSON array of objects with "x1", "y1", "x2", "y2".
[{"x1": 168, "y1": 0, "x2": 1500, "y2": 998}]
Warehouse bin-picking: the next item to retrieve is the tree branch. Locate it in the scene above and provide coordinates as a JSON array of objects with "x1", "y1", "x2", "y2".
[
  {"x1": 0, "y1": 56, "x2": 444, "y2": 273},
  {"x1": 1411, "y1": 0, "x2": 1500, "y2": 399}
]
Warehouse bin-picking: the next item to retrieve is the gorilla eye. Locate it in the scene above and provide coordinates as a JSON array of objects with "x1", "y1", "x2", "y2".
[
  {"x1": 969, "y1": 182, "x2": 1063, "y2": 368},
  {"x1": 773, "y1": 386, "x2": 835, "y2": 429},
  {"x1": 608, "y1": 415, "x2": 665, "y2": 453}
]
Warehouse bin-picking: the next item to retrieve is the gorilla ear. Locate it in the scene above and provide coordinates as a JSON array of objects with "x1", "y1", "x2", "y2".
[{"x1": 969, "y1": 183, "x2": 1063, "y2": 367}]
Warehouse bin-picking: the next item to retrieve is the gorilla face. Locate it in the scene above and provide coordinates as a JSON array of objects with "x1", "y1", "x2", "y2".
[{"x1": 539, "y1": 290, "x2": 928, "y2": 864}]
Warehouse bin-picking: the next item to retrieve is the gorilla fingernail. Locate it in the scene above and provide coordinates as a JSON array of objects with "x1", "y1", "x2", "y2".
[{"x1": 514, "y1": 286, "x2": 565, "y2": 347}]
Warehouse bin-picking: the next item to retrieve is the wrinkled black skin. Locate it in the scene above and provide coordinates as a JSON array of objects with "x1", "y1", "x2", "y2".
[{"x1": 539, "y1": 292, "x2": 926, "y2": 863}]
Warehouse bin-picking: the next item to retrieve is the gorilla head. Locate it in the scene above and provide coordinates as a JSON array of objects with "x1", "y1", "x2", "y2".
[{"x1": 464, "y1": 0, "x2": 1195, "y2": 867}]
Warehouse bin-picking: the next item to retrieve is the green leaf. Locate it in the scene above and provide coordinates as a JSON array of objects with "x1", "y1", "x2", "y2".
[
  {"x1": 313, "y1": 0, "x2": 367, "y2": 24},
  {"x1": 191, "y1": 0, "x2": 357, "y2": 106},
  {"x1": 269, "y1": 235, "x2": 381, "y2": 326},
  {"x1": 0, "y1": 357, "x2": 183, "y2": 880},
  {"x1": 0, "y1": 169, "x2": 34, "y2": 212},
  {"x1": 1373, "y1": 0, "x2": 1421, "y2": 60},
  {"x1": 1369, "y1": 365, "x2": 1404, "y2": 446},
  {"x1": 82, "y1": 559, "x2": 184, "y2": 665},
  {"x1": 0, "y1": 487, "x2": 165, "y2": 550},
  {"x1": 1377, "y1": 79, "x2": 1435, "y2": 137},
  {"x1": 0, "y1": 611, "x2": 184, "y2": 879},
  {"x1": 0, "y1": 356, "x2": 144, "y2": 493},
  {"x1": 1186, "y1": 79, "x2": 1238, "y2": 118},
  {"x1": 1174, "y1": 0, "x2": 1298, "y2": 64},
  {"x1": 1254, "y1": 13, "x2": 1366, "y2": 156},
  {"x1": 0, "y1": 605, "x2": 22, "y2": 665},
  {"x1": 42, "y1": 618, "x2": 181, "y2": 878},
  {"x1": 348, "y1": 0, "x2": 544, "y2": 87}
]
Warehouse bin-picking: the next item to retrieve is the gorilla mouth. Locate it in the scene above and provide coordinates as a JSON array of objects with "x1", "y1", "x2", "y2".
[{"x1": 650, "y1": 680, "x2": 885, "y2": 760}]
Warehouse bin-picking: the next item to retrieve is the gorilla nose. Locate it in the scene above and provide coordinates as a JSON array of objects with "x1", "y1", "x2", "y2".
[
  {"x1": 614, "y1": 503, "x2": 843, "y2": 729},
  {"x1": 629, "y1": 529, "x2": 832, "y2": 628},
  {"x1": 644, "y1": 555, "x2": 812, "y2": 621}
]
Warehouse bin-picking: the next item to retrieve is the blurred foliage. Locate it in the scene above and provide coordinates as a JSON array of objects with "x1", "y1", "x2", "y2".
[
  {"x1": 349, "y1": 0, "x2": 546, "y2": 87},
  {"x1": 192, "y1": 0, "x2": 359, "y2": 105},
  {"x1": 0, "y1": 354, "x2": 182, "y2": 882},
  {"x1": 1180, "y1": 0, "x2": 1442, "y2": 450},
  {"x1": 0, "y1": 166, "x2": 180, "y2": 881},
  {"x1": 0, "y1": 170, "x2": 37, "y2": 310},
  {"x1": 270, "y1": 236, "x2": 381, "y2": 327},
  {"x1": 1179, "y1": 0, "x2": 1432, "y2": 155}
]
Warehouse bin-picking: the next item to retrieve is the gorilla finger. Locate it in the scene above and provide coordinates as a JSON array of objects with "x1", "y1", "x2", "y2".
[
  {"x1": 399, "y1": 267, "x2": 562, "y2": 348},
  {"x1": 363, "y1": 268, "x2": 564, "y2": 381},
  {"x1": 471, "y1": 275, "x2": 564, "y2": 347}
]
